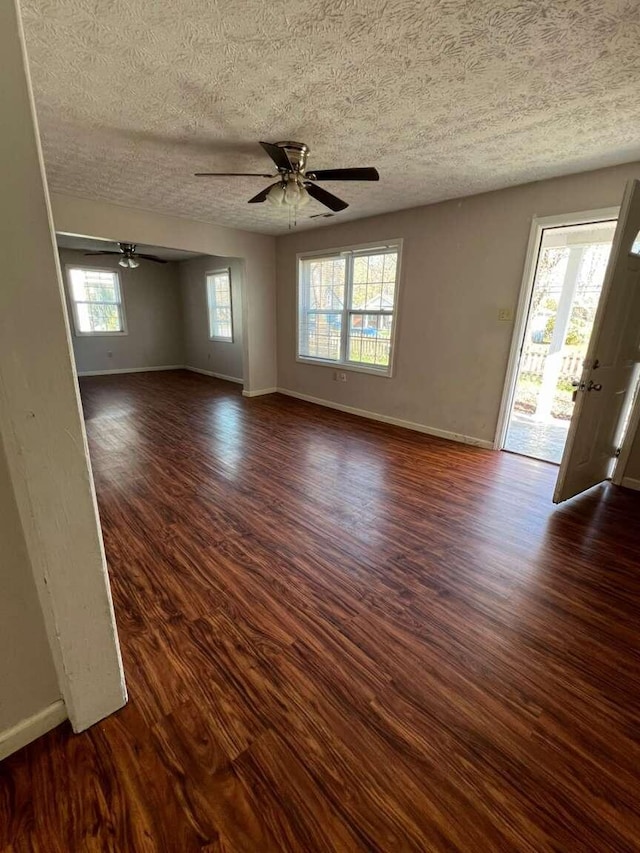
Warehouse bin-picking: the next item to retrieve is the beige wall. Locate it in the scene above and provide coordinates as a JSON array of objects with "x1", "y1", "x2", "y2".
[
  {"x1": 1, "y1": 0, "x2": 126, "y2": 752},
  {"x1": 0, "y1": 435, "x2": 59, "y2": 735},
  {"x1": 59, "y1": 249, "x2": 185, "y2": 374},
  {"x1": 277, "y1": 161, "x2": 640, "y2": 446},
  {"x1": 51, "y1": 194, "x2": 276, "y2": 394},
  {"x1": 180, "y1": 255, "x2": 244, "y2": 381}
]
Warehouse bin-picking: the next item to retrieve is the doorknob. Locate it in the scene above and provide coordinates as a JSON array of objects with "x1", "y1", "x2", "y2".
[{"x1": 586, "y1": 380, "x2": 602, "y2": 392}]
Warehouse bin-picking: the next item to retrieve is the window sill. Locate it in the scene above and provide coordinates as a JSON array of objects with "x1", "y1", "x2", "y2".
[
  {"x1": 296, "y1": 356, "x2": 392, "y2": 378},
  {"x1": 74, "y1": 330, "x2": 128, "y2": 337},
  {"x1": 209, "y1": 337, "x2": 234, "y2": 343}
]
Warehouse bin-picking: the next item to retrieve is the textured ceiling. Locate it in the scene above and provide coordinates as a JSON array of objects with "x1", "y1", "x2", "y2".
[
  {"x1": 56, "y1": 233, "x2": 205, "y2": 260},
  {"x1": 21, "y1": 0, "x2": 640, "y2": 235}
]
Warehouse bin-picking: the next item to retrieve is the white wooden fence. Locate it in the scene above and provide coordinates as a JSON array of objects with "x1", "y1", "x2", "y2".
[{"x1": 520, "y1": 344, "x2": 584, "y2": 379}]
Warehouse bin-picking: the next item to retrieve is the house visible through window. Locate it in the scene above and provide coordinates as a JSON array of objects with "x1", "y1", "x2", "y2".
[
  {"x1": 298, "y1": 243, "x2": 400, "y2": 374},
  {"x1": 67, "y1": 267, "x2": 126, "y2": 335},
  {"x1": 206, "y1": 269, "x2": 233, "y2": 342}
]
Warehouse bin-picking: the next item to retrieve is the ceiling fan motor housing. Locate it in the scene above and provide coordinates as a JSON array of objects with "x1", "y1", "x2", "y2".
[{"x1": 275, "y1": 141, "x2": 309, "y2": 174}]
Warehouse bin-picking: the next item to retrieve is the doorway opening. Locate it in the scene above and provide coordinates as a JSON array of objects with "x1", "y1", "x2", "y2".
[
  {"x1": 502, "y1": 217, "x2": 617, "y2": 463},
  {"x1": 55, "y1": 233, "x2": 246, "y2": 388}
]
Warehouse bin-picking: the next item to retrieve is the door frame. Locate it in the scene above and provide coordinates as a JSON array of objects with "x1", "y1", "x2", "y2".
[
  {"x1": 493, "y1": 206, "x2": 620, "y2": 451},
  {"x1": 611, "y1": 255, "x2": 640, "y2": 487}
]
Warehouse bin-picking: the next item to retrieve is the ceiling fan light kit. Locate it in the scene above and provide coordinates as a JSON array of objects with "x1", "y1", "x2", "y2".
[
  {"x1": 195, "y1": 141, "x2": 379, "y2": 223},
  {"x1": 266, "y1": 176, "x2": 310, "y2": 209}
]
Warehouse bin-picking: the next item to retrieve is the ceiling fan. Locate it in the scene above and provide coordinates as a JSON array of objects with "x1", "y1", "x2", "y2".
[
  {"x1": 195, "y1": 141, "x2": 379, "y2": 212},
  {"x1": 84, "y1": 242, "x2": 168, "y2": 268}
]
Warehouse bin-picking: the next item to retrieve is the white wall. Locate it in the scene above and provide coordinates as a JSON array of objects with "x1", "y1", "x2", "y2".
[
  {"x1": 180, "y1": 255, "x2": 244, "y2": 381},
  {"x1": 277, "y1": 161, "x2": 640, "y2": 446},
  {"x1": 50, "y1": 195, "x2": 276, "y2": 394},
  {"x1": 59, "y1": 249, "x2": 184, "y2": 374},
  {"x1": 0, "y1": 434, "x2": 60, "y2": 742},
  {"x1": 0, "y1": 0, "x2": 126, "y2": 755}
]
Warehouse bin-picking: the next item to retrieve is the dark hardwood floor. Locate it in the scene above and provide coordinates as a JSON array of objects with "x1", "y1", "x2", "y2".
[{"x1": 2, "y1": 369, "x2": 640, "y2": 851}]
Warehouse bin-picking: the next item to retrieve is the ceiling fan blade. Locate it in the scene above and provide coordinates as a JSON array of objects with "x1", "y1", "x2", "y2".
[
  {"x1": 136, "y1": 254, "x2": 168, "y2": 264},
  {"x1": 259, "y1": 141, "x2": 293, "y2": 172},
  {"x1": 195, "y1": 172, "x2": 275, "y2": 177},
  {"x1": 305, "y1": 183, "x2": 349, "y2": 212},
  {"x1": 248, "y1": 182, "x2": 280, "y2": 204},
  {"x1": 306, "y1": 167, "x2": 379, "y2": 181},
  {"x1": 84, "y1": 251, "x2": 120, "y2": 256}
]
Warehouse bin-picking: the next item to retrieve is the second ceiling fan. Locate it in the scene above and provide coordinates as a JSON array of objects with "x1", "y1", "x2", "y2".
[
  {"x1": 195, "y1": 141, "x2": 379, "y2": 212},
  {"x1": 84, "y1": 242, "x2": 168, "y2": 268}
]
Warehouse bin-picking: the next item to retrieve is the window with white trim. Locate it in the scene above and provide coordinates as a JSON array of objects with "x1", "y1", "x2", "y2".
[
  {"x1": 206, "y1": 269, "x2": 233, "y2": 342},
  {"x1": 297, "y1": 243, "x2": 400, "y2": 374},
  {"x1": 67, "y1": 267, "x2": 126, "y2": 335}
]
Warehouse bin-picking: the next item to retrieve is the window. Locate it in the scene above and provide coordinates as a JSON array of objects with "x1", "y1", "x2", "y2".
[
  {"x1": 67, "y1": 267, "x2": 126, "y2": 335},
  {"x1": 297, "y1": 242, "x2": 401, "y2": 374},
  {"x1": 206, "y1": 269, "x2": 233, "y2": 341}
]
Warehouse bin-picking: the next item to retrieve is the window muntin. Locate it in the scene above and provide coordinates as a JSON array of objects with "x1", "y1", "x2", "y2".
[
  {"x1": 206, "y1": 269, "x2": 233, "y2": 342},
  {"x1": 298, "y1": 245, "x2": 400, "y2": 373},
  {"x1": 67, "y1": 267, "x2": 125, "y2": 335}
]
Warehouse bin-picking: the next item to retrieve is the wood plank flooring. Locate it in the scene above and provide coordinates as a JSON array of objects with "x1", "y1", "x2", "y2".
[{"x1": 2, "y1": 369, "x2": 640, "y2": 851}]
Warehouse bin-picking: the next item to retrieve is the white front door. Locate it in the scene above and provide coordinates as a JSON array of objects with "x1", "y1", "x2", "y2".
[{"x1": 554, "y1": 180, "x2": 640, "y2": 503}]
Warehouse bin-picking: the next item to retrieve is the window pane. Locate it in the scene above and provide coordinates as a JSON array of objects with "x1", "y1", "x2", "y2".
[
  {"x1": 349, "y1": 252, "x2": 397, "y2": 311},
  {"x1": 382, "y1": 253, "x2": 398, "y2": 282},
  {"x1": 215, "y1": 323, "x2": 232, "y2": 339},
  {"x1": 299, "y1": 312, "x2": 342, "y2": 361},
  {"x1": 307, "y1": 258, "x2": 345, "y2": 309},
  {"x1": 348, "y1": 313, "x2": 392, "y2": 367},
  {"x1": 76, "y1": 303, "x2": 122, "y2": 333},
  {"x1": 215, "y1": 307, "x2": 231, "y2": 323},
  {"x1": 69, "y1": 268, "x2": 119, "y2": 303}
]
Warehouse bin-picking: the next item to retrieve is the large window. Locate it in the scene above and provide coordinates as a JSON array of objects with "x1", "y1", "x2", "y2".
[
  {"x1": 206, "y1": 269, "x2": 233, "y2": 342},
  {"x1": 297, "y1": 243, "x2": 401, "y2": 374},
  {"x1": 67, "y1": 267, "x2": 126, "y2": 335}
]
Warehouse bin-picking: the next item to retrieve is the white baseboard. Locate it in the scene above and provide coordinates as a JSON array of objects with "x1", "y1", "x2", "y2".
[
  {"x1": 0, "y1": 699, "x2": 67, "y2": 761},
  {"x1": 242, "y1": 388, "x2": 278, "y2": 398},
  {"x1": 277, "y1": 388, "x2": 494, "y2": 449},
  {"x1": 621, "y1": 477, "x2": 640, "y2": 491},
  {"x1": 75, "y1": 369, "x2": 491, "y2": 448},
  {"x1": 77, "y1": 365, "x2": 183, "y2": 377},
  {"x1": 185, "y1": 366, "x2": 243, "y2": 384}
]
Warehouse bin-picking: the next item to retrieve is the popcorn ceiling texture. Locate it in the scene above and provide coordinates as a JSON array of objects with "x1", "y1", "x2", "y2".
[{"x1": 21, "y1": 0, "x2": 640, "y2": 235}]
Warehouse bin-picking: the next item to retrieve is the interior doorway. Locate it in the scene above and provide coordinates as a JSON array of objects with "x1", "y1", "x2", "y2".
[
  {"x1": 502, "y1": 216, "x2": 617, "y2": 463},
  {"x1": 55, "y1": 234, "x2": 246, "y2": 387}
]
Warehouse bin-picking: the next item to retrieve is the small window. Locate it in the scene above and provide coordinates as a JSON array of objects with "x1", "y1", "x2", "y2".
[
  {"x1": 67, "y1": 267, "x2": 126, "y2": 335},
  {"x1": 297, "y1": 243, "x2": 401, "y2": 375},
  {"x1": 206, "y1": 269, "x2": 233, "y2": 342}
]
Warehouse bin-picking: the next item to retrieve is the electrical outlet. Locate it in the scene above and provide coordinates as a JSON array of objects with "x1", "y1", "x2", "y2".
[
  {"x1": 334, "y1": 371, "x2": 347, "y2": 382},
  {"x1": 498, "y1": 308, "x2": 513, "y2": 322}
]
